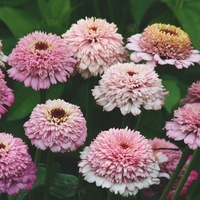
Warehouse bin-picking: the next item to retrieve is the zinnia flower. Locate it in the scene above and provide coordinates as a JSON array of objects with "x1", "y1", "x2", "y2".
[
  {"x1": 0, "y1": 133, "x2": 36, "y2": 195},
  {"x1": 62, "y1": 17, "x2": 128, "y2": 78},
  {"x1": 0, "y1": 41, "x2": 7, "y2": 68},
  {"x1": 78, "y1": 127, "x2": 160, "y2": 197},
  {"x1": 126, "y1": 23, "x2": 200, "y2": 68},
  {"x1": 92, "y1": 62, "x2": 168, "y2": 116},
  {"x1": 24, "y1": 99, "x2": 87, "y2": 153},
  {"x1": 181, "y1": 81, "x2": 200, "y2": 105},
  {"x1": 7, "y1": 31, "x2": 76, "y2": 90},
  {"x1": 0, "y1": 70, "x2": 14, "y2": 119},
  {"x1": 141, "y1": 138, "x2": 198, "y2": 199},
  {"x1": 165, "y1": 103, "x2": 200, "y2": 149}
]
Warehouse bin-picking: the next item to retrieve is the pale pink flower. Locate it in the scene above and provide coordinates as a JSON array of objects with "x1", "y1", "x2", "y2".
[
  {"x1": 7, "y1": 31, "x2": 76, "y2": 90},
  {"x1": 181, "y1": 81, "x2": 200, "y2": 105},
  {"x1": 78, "y1": 127, "x2": 160, "y2": 197},
  {"x1": 126, "y1": 23, "x2": 200, "y2": 68},
  {"x1": 0, "y1": 41, "x2": 7, "y2": 68},
  {"x1": 0, "y1": 70, "x2": 14, "y2": 119},
  {"x1": 24, "y1": 99, "x2": 87, "y2": 153},
  {"x1": 0, "y1": 133, "x2": 36, "y2": 195},
  {"x1": 92, "y1": 62, "x2": 168, "y2": 116},
  {"x1": 165, "y1": 103, "x2": 200, "y2": 149},
  {"x1": 62, "y1": 17, "x2": 128, "y2": 78},
  {"x1": 141, "y1": 138, "x2": 198, "y2": 199}
]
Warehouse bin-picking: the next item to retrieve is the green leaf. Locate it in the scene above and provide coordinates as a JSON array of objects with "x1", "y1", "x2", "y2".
[
  {"x1": 162, "y1": 75, "x2": 181, "y2": 113},
  {"x1": 37, "y1": 0, "x2": 71, "y2": 33},
  {"x1": 50, "y1": 173, "x2": 78, "y2": 199},
  {"x1": 32, "y1": 165, "x2": 46, "y2": 190},
  {"x1": 161, "y1": 0, "x2": 200, "y2": 50},
  {"x1": 0, "y1": 7, "x2": 40, "y2": 38},
  {"x1": 8, "y1": 191, "x2": 27, "y2": 200},
  {"x1": 129, "y1": 0, "x2": 157, "y2": 25}
]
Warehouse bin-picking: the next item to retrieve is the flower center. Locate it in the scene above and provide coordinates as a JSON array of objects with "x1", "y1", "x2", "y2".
[
  {"x1": 139, "y1": 23, "x2": 192, "y2": 60},
  {"x1": 0, "y1": 142, "x2": 6, "y2": 149},
  {"x1": 35, "y1": 41, "x2": 49, "y2": 51},
  {"x1": 127, "y1": 71, "x2": 136, "y2": 76},
  {"x1": 51, "y1": 108, "x2": 66, "y2": 119},
  {"x1": 90, "y1": 26, "x2": 97, "y2": 32},
  {"x1": 119, "y1": 142, "x2": 130, "y2": 149},
  {"x1": 160, "y1": 29, "x2": 178, "y2": 36}
]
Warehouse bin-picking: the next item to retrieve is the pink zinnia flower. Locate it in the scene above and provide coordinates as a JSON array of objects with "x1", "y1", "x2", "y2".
[
  {"x1": 126, "y1": 23, "x2": 200, "y2": 68},
  {"x1": 165, "y1": 103, "x2": 200, "y2": 149},
  {"x1": 141, "y1": 138, "x2": 198, "y2": 199},
  {"x1": 0, "y1": 133, "x2": 36, "y2": 195},
  {"x1": 181, "y1": 81, "x2": 200, "y2": 105},
  {"x1": 7, "y1": 31, "x2": 76, "y2": 90},
  {"x1": 62, "y1": 17, "x2": 128, "y2": 78},
  {"x1": 78, "y1": 128, "x2": 160, "y2": 197},
  {"x1": 24, "y1": 99, "x2": 87, "y2": 153},
  {"x1": 92, "y1": 62, "x2": 168, "y2": 116},
  {"x1": 0, "y1": 70, "x2": 14, "y2": 119},
  {"x1": 0, "y1": 41, "x2": 7, "y2": 68}
]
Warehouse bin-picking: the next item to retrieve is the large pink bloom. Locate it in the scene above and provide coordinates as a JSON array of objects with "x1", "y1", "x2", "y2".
[
  {"x1": 0, "y1": 133, "x2": 36, "y2": 195},
  {"x1": 0, "y1": 41, "x2": 7, "y2": 68},
  {"x1": 165, "y1": 103, "x2": 200, "y2": 149},
  {"x1": 62, "y1": 17, "x2": 128, "y2": 78},
  {"x1": 7, "y1": 31, "x2": 76, "y2": 90},
  {"x1": 92, "y1": 62, "x2": 168, "y2": 116},
  {"x1": 79, "y1": 128, "x2": 160, "y2": 197},
  {"x1": 0, "y1": 70, "x2": 14, "y2": 119},
  {"x1": 126, "y1": 23, "x2": 200, "y2": 68},
  {"x1": 24, "y1": 99, "x2": 87, "y2": 153},
  {"x1": 181, "y1": 81, "x2": 200, "y2": 105},
  {"x1": 141, "y1": 138, "x2": 198, "y2": 199}
]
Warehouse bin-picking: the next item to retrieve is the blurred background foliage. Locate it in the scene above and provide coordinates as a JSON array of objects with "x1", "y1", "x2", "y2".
[{"x1": 0, "y1": 0, "x2": 200, "y2": 200}]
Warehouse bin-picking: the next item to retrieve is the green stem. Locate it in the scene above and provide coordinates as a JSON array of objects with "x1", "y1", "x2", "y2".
[
  {"x1": 44, "y1": 150, "x2": 55, "y2": 200},
  {"x1": 171, "y1": 148, "x2": 200, "y2": 200},
  {"x1": 134, "y1": 108, "x2": 145, "y2": 131},
  {"x1": 34, "y1": 149, "x2": 42, "y2": 166},
  {"x1": 159, "y1": 146, "x2": 192, "y2": 200}
]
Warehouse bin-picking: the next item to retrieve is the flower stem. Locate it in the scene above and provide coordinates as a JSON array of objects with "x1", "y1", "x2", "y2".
[
  {"x1": 44, "y1": 150, "x2": 55, "y2": 200},
  {"x1": 134, "y1": 108, "x2": 145, "y2": 131},
  {"x1": 159, "y1": 145, "x2": 192, "y2": 200},
  {"x1": 171, "y1": 147, "x2": 200, "y2": 200}
]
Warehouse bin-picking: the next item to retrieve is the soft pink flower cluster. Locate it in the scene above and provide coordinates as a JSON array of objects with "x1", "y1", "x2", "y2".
[
  {"x1": 79, "y1": 128, "x2": 160, "y2": 196},
  {"x1": 92, "y1": 62, "x2": 168, "y2": 115},
  {"x1": 62, "y1": 17, "x2": 128, "y2": 78},
  {"x1": 0, "y1": 70, "x2": 14, "y2": 119},
  {"x1": 7, "y1": 31, "x2": 76, "y2": 90},
  {"x1": 0, "y1": 133, "x2": 36, "y2": 195},
  {"x1": 141, "y1": 138, "x2": 199, "y2": 199},
  {"x1": 24, "y1": 99, "x2": 87, "y2": 153}
]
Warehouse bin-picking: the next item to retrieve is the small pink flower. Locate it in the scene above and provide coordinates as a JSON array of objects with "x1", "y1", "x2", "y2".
[
  {"x1": 165, "y1": 103, "x2": 200, "y2": 149},
  {"x1": 62, "y1": 17, "x2": 128, "y2": 78},
  {"x1": 0, "y1": 133, "x2": 36, "y2": 195},
  {"x1": 0, "y1": 41, "x2": 7, "y2": 68},
  {"x1": 24, "y1": 99, "x2": 87, "y2": 153},
  {"x1": 141, "y1": 138, "x2": 198, "y2": 199},
  {"x1": 126, "y1": 23, "x2": 200, "y2": 68},
  {"x1": 181, "y1": 81, "x2": 200, "y2": 105},
  {"x1": 7, "y1": 31, "x2": 76, "y2": 90},
  {"x1": 0, "y1": 70, "x2": 14, "y2": 119},
  {"x1": 79, "y1": 127, "x2": 160, "y2": 197},
  {"x1": 92, "y1": 62, "x2": 168, "y2": 116}
]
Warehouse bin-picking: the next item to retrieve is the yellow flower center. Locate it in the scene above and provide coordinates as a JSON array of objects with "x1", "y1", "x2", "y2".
[{"x1": 139, "y1": 23, "x2": 192, "y2": 60}]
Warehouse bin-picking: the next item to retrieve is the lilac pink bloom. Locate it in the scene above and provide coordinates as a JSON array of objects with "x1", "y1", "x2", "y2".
[
  {"x1": 126, "y1": 23, "x2": 200, "y2": 68},
  {"x1": 0, "y1": 70, "x2": 14, "y2": 119},
  {"x1": 62, "y1": 17, "x2": 128, "y2": 78},
  {"x1": 141, "y1": 138, "x2": 198, "y2": 199},
  {"x1": 7, "y1": 31, "x2": 76, "y2": 90},
  {"x1": 0, "y1": 133, "x2": 36, "y2": 195},
  {"x1": 24, "y1": 99, "x2": 87, "y2": 153},
  {"x1": 78, "y1": 127, "x2": 160, "y2": 197},
  {"x1": 165, "y1": 103, "x2": 200, "y2": 149},
  {"x1": 92, "y1": 62, "x2": 168, "y2": 116}
]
